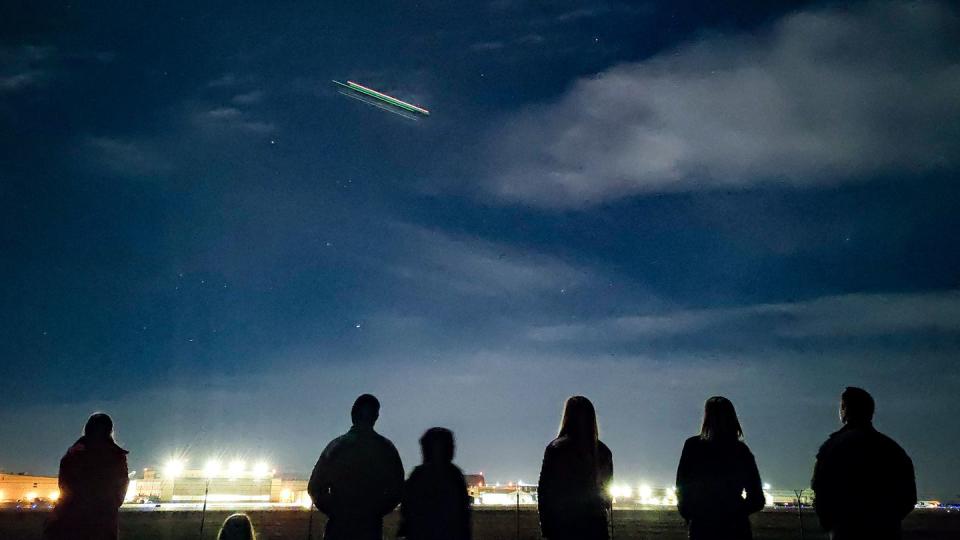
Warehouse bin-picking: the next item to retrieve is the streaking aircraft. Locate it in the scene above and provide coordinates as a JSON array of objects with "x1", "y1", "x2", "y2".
[{"x1": 332, "y1": 80, "x2": 430, "y2": 121}]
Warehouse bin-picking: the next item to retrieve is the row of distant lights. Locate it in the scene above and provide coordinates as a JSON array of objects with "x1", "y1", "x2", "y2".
[
  {"x1": 1, "y1": 490, "x2": 59, "y2": 501},
  {"x1": 163, "y1": 458, "x2": 274, "y2": 479},
  {"x1": 608, "y1": 483, "x2": 773, "y2": 499}
]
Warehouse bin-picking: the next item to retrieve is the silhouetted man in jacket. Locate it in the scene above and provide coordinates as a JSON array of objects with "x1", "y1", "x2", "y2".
[
  {"x1": 308, "y1": 394, "x2": 404, "y2": 540},
  {"x1": 812, "y1": 387, "x2": 916, "y2": 540}
]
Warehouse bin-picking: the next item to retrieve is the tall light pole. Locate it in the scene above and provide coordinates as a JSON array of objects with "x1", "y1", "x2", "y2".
[
  {"x1": 199, "y1": 459, "x2": 220, "y2": 538},
  {"x1": 794, "y1": 489, "x2": 806, "y2": 540}
]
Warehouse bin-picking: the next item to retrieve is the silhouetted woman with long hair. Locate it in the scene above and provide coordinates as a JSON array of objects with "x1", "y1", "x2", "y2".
[
  {"x1": 676, "y1": 397, "x2": 765, "y2": 540},
  {"x1": 43, "y1": 413, "x2": 129, "y2": 540},
  {"x1": 217, "y1": 513, "x2": 256, "y2": 540},
  {"x1": 538, "y1": 396, "x2": 613, "y2": 540}
]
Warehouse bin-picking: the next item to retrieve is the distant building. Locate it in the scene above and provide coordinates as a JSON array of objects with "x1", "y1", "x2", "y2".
[
  {"x1": 0, "y1": 472, "x2": 59, "y2": 503},
  {"x1": 133, "y1": 466, "x2": 308, "y2": 505}
]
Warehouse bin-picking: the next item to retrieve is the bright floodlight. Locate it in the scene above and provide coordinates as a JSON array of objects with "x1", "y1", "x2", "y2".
[
  {"x1": 763, "y1": 483, "x2": 771, "y2": 490},
  {"x1": 163, "y1": 459, "x2": 185, "y2": 478},
  {"x1": 638, "y1": 484, "x2": 653, "y2": 500},
  {"x1": 228, "y1": 459, "x2": 245, "y2": 477},
  {"x1": 252, "y1": 462, "x2": 270, "y2": 479},
  {"x1": 203, "y1": 459, "x2": 221, "y2": 478}
]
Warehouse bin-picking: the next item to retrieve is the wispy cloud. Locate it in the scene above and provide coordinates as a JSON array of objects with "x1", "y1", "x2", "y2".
[
  {"x1": 384, "y1": 223, "x2": 591, "y2": 297},
  {"x1": 83, "y1": 136, "x2": 171, "y2": 177},
  {"x1": 482, "y1": 1, "x2": 960, "y2": 207},
  {"x1": 529, "y1": 289, "x2": 960, "y2": 343},
  {"x1": 231, "y1": 90, "x2": 264, "y2": 105},
  {"x1": 470, "y1": 41, "x2": 506, "y2": 52},
  {"x1": 196, "y1": 106, "x2": 276, "y2": 134},
  {"x1": 0, "y1": 45, "x2": 54, "y2": 93}
]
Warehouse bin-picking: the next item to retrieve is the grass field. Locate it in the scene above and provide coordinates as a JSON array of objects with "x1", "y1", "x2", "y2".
[{"x1": 1, "y1": 508, "x2": 957, "y2": 539}]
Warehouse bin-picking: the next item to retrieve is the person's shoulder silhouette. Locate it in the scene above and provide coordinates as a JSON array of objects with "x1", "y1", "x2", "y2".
[
  {"x1": 675, "y1": 397, "x2": 764, "y2": 540},
  {"x1": 399, "y1": 427, "x2": 471, "y2": 540},
  {"x1": 308, "y1": 394, "x2": 404, "y2": 540},
  {"x1": 538, "y1": 396, "x2": 613, "y2": 540},
  {"x1": 812, "y1": 387, "x2": 916, "y2": 540},
  {"x1": 43, "y1": 412, "x2": 130, "y2": 540}
]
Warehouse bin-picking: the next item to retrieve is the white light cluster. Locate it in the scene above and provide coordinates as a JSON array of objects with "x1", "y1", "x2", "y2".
[{"x1": 161, "y1": 455, "x2": 273, "y2": 479}]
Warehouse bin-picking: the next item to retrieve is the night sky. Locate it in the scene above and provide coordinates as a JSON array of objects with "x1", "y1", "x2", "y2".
[{"x1": 2, "y1": 1, "x2": 959, "y2": 498}]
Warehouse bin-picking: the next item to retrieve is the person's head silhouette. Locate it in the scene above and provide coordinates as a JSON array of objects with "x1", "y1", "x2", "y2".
[
  {"x1": 840, "y1": 386, "x2": 874, "y2": 426},
  {"x1": 351, "y1": 394, "x2": 380, "y2": 428},
  {"x1": 420, "y1": 427, "x2": 455, "y2": 464},
  {"x1": 700, "y1": 396, "x2": 743, "y2": 442},
  {"x1": 84, "y1": 412, "x2": 116, "y2": 443},
  {"x1": 557, "y1": 395, "x2": 599, "y2": 449},
  {"x1": 217, "y1": 513, "x2": 255, "y2": 540}
]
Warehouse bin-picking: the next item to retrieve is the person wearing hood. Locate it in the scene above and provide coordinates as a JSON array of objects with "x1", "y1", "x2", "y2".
[{"x1": 43, "y1": 412, "x2": 129, "y2": 540}]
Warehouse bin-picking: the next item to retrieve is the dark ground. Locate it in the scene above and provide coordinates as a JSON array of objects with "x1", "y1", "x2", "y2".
[{"x1": 0, "y1": 508, "x2": 957, "y2": 539}]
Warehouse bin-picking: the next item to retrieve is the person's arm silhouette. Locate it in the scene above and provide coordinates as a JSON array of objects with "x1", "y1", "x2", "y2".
[
  {"x1": 538, "y1": 444, "x2": 560, "y2": 538},
  {"x1": 675, "y1": 438, "x2": 698, "y2": 522},
  {"x1": 308, "y1": 440, "x2": 337, "y2": 515},
  {"x1": 894, "y1": 445, "x2": 917, "y2": 521},
  {"x1": 379, "y1": 439, "x2": 404, "y2": 516},
  {"x1": 112, "y1": 452, "x2": 130, "y2": 508},
  {"x1": 740, "y1": 447, "x2": 765, "y2": 515},
  {"x1": 811, "y1": 444, "x2": 836, "y2": 532}
]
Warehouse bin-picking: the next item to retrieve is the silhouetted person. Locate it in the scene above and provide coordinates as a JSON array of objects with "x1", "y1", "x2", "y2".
[
  {"x1": 42, "y1": 413, "x2": 129, "y2": 540},
  {"x1": 308, "y1": 394, "x2": 404, "y2": 540},
  {"x1": 812, "y1": 387, "x2": 916, "y2": 540},
  {"x1": 217, "y1": 513, "x2": 256, "y2": 540},
  {"x1": 538, "y1": 396, "x2": 613, "y2": 540},
  {"x1": 676, "y1": 396, "x2": 765, "y2": 540},
  {"x1": 398, "y1": 427, "x2": 471, "y2": 540}
]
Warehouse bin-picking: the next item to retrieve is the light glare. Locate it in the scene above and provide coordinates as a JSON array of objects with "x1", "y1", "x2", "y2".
[{"x1": 204, "y1": 459, "x2": 221, "y2": 478}]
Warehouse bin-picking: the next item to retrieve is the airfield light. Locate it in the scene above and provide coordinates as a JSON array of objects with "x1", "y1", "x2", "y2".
[
  {"x1": 164, "y1": 459, "x2": 185, "y2": 478},
  {"x1": 204, "y1": 459, "x2": 221, "y2": 479},
  {"x1": 252, "y1": 462, "x2": 271, "y2": 479},
  {"x1": 638, "y1": 484, "x2": 653, "y2": 501},
  {"x1": 228, "y1": 460, "x2": 246, "y2": 477}
]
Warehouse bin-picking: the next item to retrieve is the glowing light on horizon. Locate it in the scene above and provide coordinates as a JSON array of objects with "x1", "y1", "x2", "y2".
[
  {"x1": 228, "y1": 460, "x2": 246, "y2": 477},
  {"x1": 204, "y1": 459, "x2": 221, "y2": 479},
  {"x1": 164, "y1": 459, "x2": 185, "y2": 478},
  {"x1": 252, "y1": 462, "x2": 271, "y2": 479}
]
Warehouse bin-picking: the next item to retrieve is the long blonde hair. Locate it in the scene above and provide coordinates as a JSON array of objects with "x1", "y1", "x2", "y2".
[{"x1": 217, "y1": 513, "x2": 255, "y2": 540}]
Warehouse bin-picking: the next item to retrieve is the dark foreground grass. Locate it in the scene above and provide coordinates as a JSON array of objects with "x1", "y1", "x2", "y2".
[{"x1": 1, "y1": 508, "x2": 957, "y2": 539}]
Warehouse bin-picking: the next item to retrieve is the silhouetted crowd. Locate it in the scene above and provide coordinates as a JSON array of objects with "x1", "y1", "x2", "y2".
[{"x1": 40, "y1": 387, "x2": 916, "y2": 540}]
